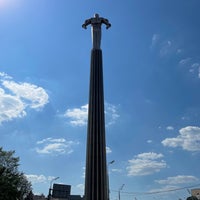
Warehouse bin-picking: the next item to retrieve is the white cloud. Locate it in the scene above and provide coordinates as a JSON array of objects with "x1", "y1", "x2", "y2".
[
  {"x1": 150, "y1": 35, "x2": 181, "y2": 58},
  {"x1": 64, "y1": 104, "x2": 88, "y2": 126},
  {"x1": 0, "y1": 72, "x2": 12, "y2": 79},
  {"x1": 160, "y1": 40, "x2": 172, "y2": 56},
  {"x1": 151, "y1": 34, "x2": 160, "y2": 48},
  {"x1": 179, "y1": 58, "x2": 191, "y2": 65},
  {"x1": 178, "y1": 59, "x2": 200, "y2": 78},
  {"x1": 149, "y1": 185, "x2": 180, "y2": 194},
  {"x1": 26, "y1": 174, "x2": 46, "y2": 184},
  {"x1": 81, "y1": 167, "x2": 85, "y2": 179},
  {"x1": 106, "y1": 146, "x2": 112, "y2": 154},
  {"x1": 36, "y1": 137, "x2": 79, "y2": 155},
  {"x1": 166, "y1": 126, "x2": 174, "y2": 131},
  {"x1": 0, "y1": 88, "x2": 26, "y2": 123},
  {"x1": 76, "y1": 184, "x2": 84, "y2": 192},
  {"x1": 105, "y1": 103, "x2": 120, "y2": 126},
  {"x1": 0, "y1": 71, "x2": 49, "y2": 123},
  {"x1": 191, "y1": 63, "x2": 200, "y2": 69},
  {"x1": 111, "y1": 168, "x2": 122, "y2": 173},
  {"x1": 198, "y1": 67, "x2": 200, "y2": 79},
  {"x1": 155, "y1": 175, "x2": 199, "y2": 185},
  {"x1": 36, "y1": 137, "x2": 66, "y2": 144},
  {"x1": 64, "y1": 103, "x2": 119, "y2": 127},
  {"x1": 126, "y1": 152, "x2": 167, "y2": 176},
  {"x1": 147, "y1": 140, "x2": 153, "y2": 143},
  {"x1": 3, "y1": 80, "x2": 49, "y2": 109},
  {"x1": 176, "y1": 49, "x2": 183, "y2": 54},
  {"x1": 162, "y1": 126, "x2": 200, "y2": 152},
  {"x1": 192, "y1": 63, "x2": 200, "y2": 78},
  {"x1": 188, "y1": 63, "x2": 200, "y2": 78},
  {"x1": 25, "y1": 174, "x2": 54, "y2": 184}
]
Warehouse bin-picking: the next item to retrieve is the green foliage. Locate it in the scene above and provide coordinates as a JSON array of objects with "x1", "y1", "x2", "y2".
[
  {"x1": 24, "y1": 191, "x2": 34, "y2": 200},
  {"x1": 0, "y1": 147, "x2": 32, "y2": 200}
]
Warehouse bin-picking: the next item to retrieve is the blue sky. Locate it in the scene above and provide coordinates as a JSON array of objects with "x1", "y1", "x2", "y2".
[{"x1": 1, "y1": 0, "x2": 200, "y2": 199}]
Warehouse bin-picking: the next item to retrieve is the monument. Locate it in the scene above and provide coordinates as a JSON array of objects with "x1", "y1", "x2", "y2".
[{"x1": 82, "y1": 14, "x2": 111, "y2": 200}]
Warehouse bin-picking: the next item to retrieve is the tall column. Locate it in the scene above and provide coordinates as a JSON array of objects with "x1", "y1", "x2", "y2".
[{"x1": 82, "y1": 14, "x2": 111, "y2": 200}]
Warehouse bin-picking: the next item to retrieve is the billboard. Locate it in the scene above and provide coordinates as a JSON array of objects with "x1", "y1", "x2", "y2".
[{"x1": 52, "y1": 183, "x2": 71, "y2": 198}]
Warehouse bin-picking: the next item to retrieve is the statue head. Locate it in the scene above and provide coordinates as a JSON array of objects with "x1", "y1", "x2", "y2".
[{"x1": 94, "y1": 13, "x2": 99, "y2": 18}]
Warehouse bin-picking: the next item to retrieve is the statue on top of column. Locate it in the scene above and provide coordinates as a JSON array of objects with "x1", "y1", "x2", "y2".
[{"x1": 82, "y1": 14, "x2": 111, "y2": 49}]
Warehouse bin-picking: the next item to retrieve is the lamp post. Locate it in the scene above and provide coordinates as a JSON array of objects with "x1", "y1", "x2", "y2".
[
  {"x1": 48, "y1": 176, "x2": 59, "y2": 200},
  {"x1": 107, "y1": 160, "x2": 115, "y2": 200},
  {"x1": 118, "y1": 184, "x2": 125, "y2": 200}
]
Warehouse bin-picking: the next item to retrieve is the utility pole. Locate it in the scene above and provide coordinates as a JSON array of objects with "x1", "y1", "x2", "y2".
[
  {"x1": 107, "y1": 160, "x2": 115, "y2": 200},
  {"x1": 47, "y1": 177, "x2": 59, "y2": 200},
  {"x1": 118, "y1": 184, "x2": 125, "y2": 200}
]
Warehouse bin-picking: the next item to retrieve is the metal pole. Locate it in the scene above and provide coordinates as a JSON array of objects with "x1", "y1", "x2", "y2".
[
  {"x1": 107, "y1": 160, "x2": 115, "y2": 200},
  {"x1": 118, "y1": 184, "x2": 125, "y2": 200},
  {"x1": 48, "y1": 177, "x2": 59, "y2": 200}
]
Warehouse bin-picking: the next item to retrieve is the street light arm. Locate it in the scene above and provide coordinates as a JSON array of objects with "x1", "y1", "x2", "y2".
[
  {"x1": 50, "y1": 176, "x2": 60, "y2": 187},
  {"x1": 48, "y1": 177, "x2": 60, "y2": 200},
  {"x1": 119, "y1": 184, "x2": 125, "y2": 191}
]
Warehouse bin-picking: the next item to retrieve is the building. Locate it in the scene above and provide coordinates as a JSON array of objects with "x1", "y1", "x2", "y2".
[
  {"x1": 33, "y1": 194, "x2": 46, "y2": 200},
  {"x1": 191, "y1": 188, "x2": 200, "y2": 200},
  {"x1": 49, "y1": 183, "x2": 83, "y2": 200}
]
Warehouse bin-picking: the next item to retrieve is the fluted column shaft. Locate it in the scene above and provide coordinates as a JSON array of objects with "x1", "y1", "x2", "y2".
[{"x1": 85, "y1": 49, "x2": 108, "y2": 200}]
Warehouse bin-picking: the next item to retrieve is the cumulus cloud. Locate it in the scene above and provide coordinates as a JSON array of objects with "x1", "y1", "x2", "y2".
[
  {"x1": 0, "y1": 72, "x2": 49, "y2": 123},
  {"x1": 160, "y1": 40, "x2": 172, "y2": 57},
  {"x1": 25, "y1": 174, "x2": 54, "y2": 184},
  {"x1": 64, "y1": 104, "x2": 88, "y2": 126},
  {"x1": 126, "y1": 152, "x2": 167, "y2": 176},
  {"x1": 36, "y1": 137, "x2": 79, "y2": 155},
  {"x1": 0, "y1": 88, "x2": 26, "y2": 123},
  {"x1": 179, "y1": 58, "x2": 191, "y2": 65},
  {"x1": 150, "y1": 34, "x2": 182, "y2": 57},
  {"x1": 111, "y1": 168, "x2": 122, "y2": 173},
  {"x1": 149, "y1": 185, "x2": 180, "y2": 194},
  {"x1": 25, "y1": 174, "x2": 46, "y2": 184},
  {"x1": 25, "y1": 174, "x2": 60, "y2": 190},
  {"x1": 178, "y1": 59, "x2": 200, "y2": 78},
  {"x1": 105, "y1": 103, "x2": 120, "y2": 126},
  {"x1": 188, "y1": 62, "x2": 200, "y2": 77},
  {"x1": 106, "y1": 146, "x2": 112, "y2": 154},
  {"x1": 155, "y1": 175, "x2": 199, "y2": 185},
  {"x1": 166, "y1": 126, "x2": 174, "y2": 131},
  {"x1": 2, "y1": 80, "x2": 49, "y2": 109},
  {"x1": 64, "y1": 103, "x2": 119, "y2": 127},
  {"x1": 162, "y1": 126, "x2": 200, "y2": 152},
  {"x1": 190, "y1": 63, "x2": 200, "y2": 69},
  {"x1": 76, "y1": 183, "x2": 84, "y2": 193}
]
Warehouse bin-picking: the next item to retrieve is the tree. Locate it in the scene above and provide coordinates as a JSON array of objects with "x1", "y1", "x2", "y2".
[
  {"x1": 24, "y1": 191, "x2": 34, "y2": 200},
  {"x1": 0, "y1": 147, "x2": 32, "y2": 200}
]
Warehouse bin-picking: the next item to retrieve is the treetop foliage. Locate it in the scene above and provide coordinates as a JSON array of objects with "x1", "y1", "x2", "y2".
[{"x1": 0, "y1": 147, "x2": 32, "y2": 200}]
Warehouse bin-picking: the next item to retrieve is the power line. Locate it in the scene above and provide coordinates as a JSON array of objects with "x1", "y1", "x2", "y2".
[{"x1": 111, "y1": 183, "x2": 200, "y2": 196}]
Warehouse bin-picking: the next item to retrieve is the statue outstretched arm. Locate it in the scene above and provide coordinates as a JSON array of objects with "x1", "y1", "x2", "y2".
[
  {"x1": 101, "y1": 18, "x2": 111, "y2": 29},
  {"x1": 82, "y1": 19, "x2": 92, "y2": 29}
]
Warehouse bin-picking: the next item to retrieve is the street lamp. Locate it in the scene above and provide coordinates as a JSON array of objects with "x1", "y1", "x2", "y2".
[
  {"x1": 107, "y1": 160, "x2": 115, "y2": 200},
  {"x1": 48, "y1": 176, "x2": 59, "y2": 200},
  {"x1": 118, "y1": 184, "x2": 125, "y2": 200}
]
